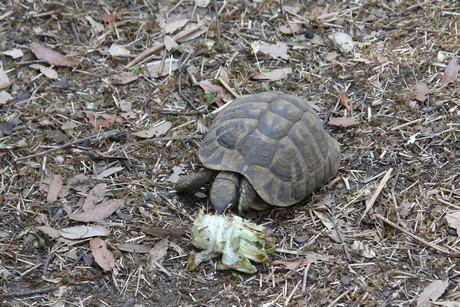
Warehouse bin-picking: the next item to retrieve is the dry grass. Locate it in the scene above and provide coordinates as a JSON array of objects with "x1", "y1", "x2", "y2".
[{"x1": 0, "y1": 0, "x2": 459, "y2": 306}]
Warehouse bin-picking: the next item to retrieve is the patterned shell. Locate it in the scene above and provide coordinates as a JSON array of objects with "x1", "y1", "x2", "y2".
[{"x1": 199, "y1": 92, "x2": 341, "y2": 207}]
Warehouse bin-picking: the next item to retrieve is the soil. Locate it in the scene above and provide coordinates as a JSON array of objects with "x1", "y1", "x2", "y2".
[{"x1": 0, "y1": 0, "x2": 459, "y2": 306}]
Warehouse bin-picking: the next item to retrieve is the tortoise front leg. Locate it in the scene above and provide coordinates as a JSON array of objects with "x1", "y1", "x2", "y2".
[{"x1": 175, "y1": 168, "x2": 217, "y2": 193}]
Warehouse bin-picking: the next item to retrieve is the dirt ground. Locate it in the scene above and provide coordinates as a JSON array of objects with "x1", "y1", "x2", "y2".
[{"x1": 0, "y1": 0, "x2": 459, "y2": 306}]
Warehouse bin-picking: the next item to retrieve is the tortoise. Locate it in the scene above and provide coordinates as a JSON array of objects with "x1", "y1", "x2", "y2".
[{"x1": 175, "y1": 92, "x2": 341, "y2": 214}]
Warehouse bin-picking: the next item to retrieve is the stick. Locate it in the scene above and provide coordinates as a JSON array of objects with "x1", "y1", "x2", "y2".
[
  {"x1": 126, "y1": 18, "x2": 208, "y2": 69},
  {"x1": 374, "y1": 214, "x2": 450, "y2": 254},
  {"x1": 359, "y1": 167, "x2": 393, "y2": 223},
  {"x1": 1, "y1": 286, "x2": 60, "y2": 298},
  {"x1": 15, "y1": 130, "x2": 124, "y2": 162}
]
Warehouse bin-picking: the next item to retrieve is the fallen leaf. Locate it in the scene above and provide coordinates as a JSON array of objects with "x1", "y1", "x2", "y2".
[
  {"x1": 256, "y1": 41, "x2": 290, "y2": 60},
  {"x1": 70, "y1": 199, "x2": 123, "y2": 222},
  {"x1": 278, "y1": 22, "x2": 302, "y2": 35},
  {"x1": 414, "y1": 82, "x2": 429, "y2": 102},
  {"x1": 109, "y1": 72, "x2": 138, "y2": 85},
  {"x1": 441, "y1": 57, "x2": 458, "y2": 85},
  {"x1": 36, "y1": 225, "x2": 62, "y2": 239},
  {"x1": 85, "y1": 112, "x2": 116, "y2": 128},
  {"x1": 166, "y1": 165, "x2": 186, "y2": 183},
  {"x1": 272, "y1": 258, "x2": 311, "y2": 270},
  {"x1": 339, "y1": 91, "x2": 352, "y2": 111},
  {"x1": 328, "y1": 116, "x2": 359, "y2": 127},
  {"x1": 103, "y1": 12, "x2": 116, "y2": 30},
  {"x1": 163, "y1": 19, "x2": 189, "y2": 34},
  {"x1": 47, "y1": 174, "x2": 63, "y2": 204},
  {"x1": 445, "y1": 211, "x2": 460, "y2": 229},
  {"x1": 117, "y1": 243, "x2": 152, "y2": 254},
  {"x1": 417, "y1": 279, "x2": 449, "y2": 307},
  {"x1": 118, "y1": 100, "x2": 132, "y2": 112},
  {"x1": 97, "y1": 166, "x2": 124, "y2": 179},
  {"x1": 148, "y1": 238, "x2": 169, "y2": 271},
  {"x1": 109, "y1": 44, "x2": 131, "y2": 57},
  {"x1": 132, "y1": 121, "x2": 172, "y2": 138},
  {"x1": 30, "y1": 64, "x2": 58, "y2": 79},
  {"x1": 164, "y1": 35, "x2": 179, "y2": 51},
  {"x1": 86, "y1": 16, "x2": 104, "y2": 35},
  {"x1": 351, "y1": 240, "x2": 376, "y2": 259},
  {"x1": 195, "y1": 0, "x2": 210, "y2": 7},
  {"x1": 143, "y1": 226, "x2": 187, "y2": 238},
  {"x1": 143, "y1": 59, "x2": 180, "y2": 78},
  {"x1": 0, "y1": 68, "x2": 11, "y2": 89},
  {"x1": 82, "y1": 183, "x2": 107, "y2": 211},
  {"x1": 328, "y1": 32, "x2": 354, "y2": 53},
  {"x1": 198, "y1": 80, "x2": 230, "y2": 106},
  {"x1": 30, "y1": 42, "x2": 80, "y2": 67},
  {"x1": 3, "y1": 48, "x2": 24, "y2": 59},
  {"x1": 0, "y1": 91, "x2": 13, "y2": 105},
  {"x1": 90, "y1": 238, "x2": 115, "y2": 272},
  {"x1": 324, "y1": 52, "x2": 338, "y2": 61},
  {"x1": 59, "y1": 225, "x2": 110, "y2": 239},
  {"x1": 253, "y1": 67, "x2": 292, "y2": 81},
  {"x1": 313, "y1": 210, "x2": 334, "y2": 230}
]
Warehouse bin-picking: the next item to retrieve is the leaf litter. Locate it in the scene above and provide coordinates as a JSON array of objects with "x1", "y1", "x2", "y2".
[{"x1": 1, "y1": 1, "x2": 459, "y2": 306}]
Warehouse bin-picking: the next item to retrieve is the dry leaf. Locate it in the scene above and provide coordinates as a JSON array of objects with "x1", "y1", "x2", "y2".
[
  {"x1": 117, "y1": 243, "x2": 152, "y2": 254},
  {"x1": 30, "y1": 42, "x2": 80, "y2": 67},
  {"x1": 69, "y1": 199, "x2": 123, "y2": 222},
  {"x1": 148, "y1": 238, "x2": 169, "y2": 271},
  {"x1": 90, "y1": 238, "x2": 115, "y2": 272},
  {"x1": 278, "y1": 22, "x2": 302, "y2": 35},
  {"x1": 166, "y1": 165, "x2": 186, "y2": 183},
  {"x1": 143, "y1": 59, "x2": 180, "y2": 78},
  {"x1": 0, "y1": 91, "x2": 13, "y2": 105},
  {"x1": 328, "y1": 32, "x2": 354, "y2": 53},
  {"x1": 313, "y1": 210, "x2": 334, "y2": 230},
  {"x1": 103, "y1": 13, "x2": 116, "y2": 30},
  {"x1": 3, "y1": 48, "x2": 24, "y2": 59},
  {"x1": 163, "y1": 19, "x2": 189, "y2": 34},
  {"x1": 324, "y1": 52, "x2": 338, "y2": 61},
  {"x1": 30, "y1": 64, "x2": 58, "y2": 79},
  {"x1": 328, "y1": 116, "x2": 359, "y2": 127},
  {"x1": 36, "y1": 225, "x2": 62, "y2": 239},
  {"x1": 109, "y1": 44, "x2": 131, "y2": 57},
  {"x1": 195, "y1": 0, "x2": 210, "y2": 7},
  {"x1": 253, "y1": 68, "x2": 292, "y2": 81},
  {"x1": 198, "y1": 80, "x2": 230, "y2": 106},
  {"x1": 132, "y1": 121, "x2": 172, "y2": 138},
  {"x1": 339, "y1": 91, "x2": 352, "y2": 111},
  {"x1": 109, "y1": 72, "x2": 138, "y2": 85},
  {"x1": 47, "y1": 174, "x2": 63, "y2": 204},
  {"x1": 164, "y1": 35, "x2": 179, "y2": 51},
  {"x1": 417, "y1": 279, "x2": 449, "y2": 307},
  {"x1": 256, "y1": 41, "x2": 290, "y2": 60},
  {"x1": 82, "y1": 183, "x2": 107, "y2": 211},
  {"x1": 97, "y1": 166, "x2": 124, "y2": 179},
  {"x1": 351, "y1": 240, "x2": 376, "y2": 258},
  {"x1": 86, "y1": 16, "x2": 104, "y2": 35},
  {"x1": 0, "y1": 68, "x2": 11, "y2": 89},
  {"x1": 272, "y1": 259, "x2": 310, "y2": 270},
  {"x1": 59, "y1": 225, "x2": 110, "y2": 239},
  {"x1": 441, "y1": 57, "x2": 458, "y2": 85},
  {"x1": 414, "y1": 82, "x2": 429, "y2": 102},
  {"x1": 85, "y1": 112, "x2": 116, "y2": 128},
  {"x1": 143, "y1": 226, "x2": 187, "y2": 238}
]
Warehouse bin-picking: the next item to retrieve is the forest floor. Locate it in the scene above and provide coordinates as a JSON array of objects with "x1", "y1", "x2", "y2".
[{"x1": 0, "y1": 0, "x2": 459, "y2": 306}]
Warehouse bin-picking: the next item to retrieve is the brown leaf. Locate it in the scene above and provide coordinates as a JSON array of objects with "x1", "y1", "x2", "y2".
[
  {"x1": 166, "y1": 165, "x2": 186, "y2": 183},
  {"x1": 85, "y1": 112, "x2": 116, "y2": 128},
  {"x1": 417, "y1": 279, "x2": 449, "y2": 306},
  {"x1": 30, "y1": 42, "x2": 80, "y2": 67},
  {"x1": 164, "y1": 35, "x2": 179, "y2": 51},
  {"x1": 414, "y1": 82, "x2": 429, "y2": 102},
  {"x1": 0, "y1": 68, "x2": 11, "y2": 89},
  {"x1": 272, "y1": 259, "x2": 311, "y2": 270},
  {"x1": 29, "y1": 64, "x2": 58, "y2": 79},
  {"x1": 257, "y1": 41, "x2": 290, "y2": 60},
  {"x1": 441, "y1": 57, "x2": 458, "y2": 85},
  {"x1": 328, "y1": 116, "x2": 359, "y2": 127},
  {"x1": 143, "y1": 59, "x2": 180, "y2": 78},
  {"x1": 253, "y1": 68, "x2": 292, "y2": 81},
  {"x1": 47, "y1": 174, "x2": 63, "y2": 204},
  {"x1": 69, "y1": 199, "x2": 123, "y2": 222},
  {"x1": 339, "y1": 91, "x2": 352, "y2": 111},
  {"x1": 59, "y1": 225, "x2": 110, "y2": 239},
  {"x1": 103, "y1": 13, "x2": 116, "y2": 30},
  {"x1": 143, "y1": 226, "x2": 187, "y2": 238},
  {"x1": 132, "y1": 121, "x2": 172, "y2": 138},
  {"x1": 82, "y1": 183, "x2": 107, "y2": 211},
  {"x1": 148, "y1": 238, "x2": 169, "y2": 271},
  {"x1": 198, "y1": 80, "x2": 230, "y2": 106},
  {"x1": 90, "y1": 238, "x2": 115, "y2": 272},
  {"x1": 109, "y1": 72, "x2": 138, "y2": 85}
]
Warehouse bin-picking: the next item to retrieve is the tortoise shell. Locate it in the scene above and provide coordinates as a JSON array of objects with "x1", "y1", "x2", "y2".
[{"x1": 199, "y1": 92, "x2": 341, "y2": 207}]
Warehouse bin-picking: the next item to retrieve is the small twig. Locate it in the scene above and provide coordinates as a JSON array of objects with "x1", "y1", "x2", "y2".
[
  {"x1": 326, "y1": 290, "x2": 350, "y2": 307},
  {"x1": 120, "y1": 134, "x2": 202, "y2": 149},
  {"x1": 126, "y1": 18, "x2": 208, "y2": 69},
  {"x1": 15, "y1": 130, "x2": 124, "y2": 162},
  {"x1": 217, "y1": 77, "x2": 239, "y2": 98},
  {"x1": 374, "y1": 214, "x2": 450, "y2": 254},
  {"x1": 1, "y1": 286, "x2": 60, "y2": 298},
  {"x1": 214, "y1": 0, "x2": 221, "y2": 41},
  {"x1": 360, "y1": 168, "x2": 393, "y2": 223}
]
